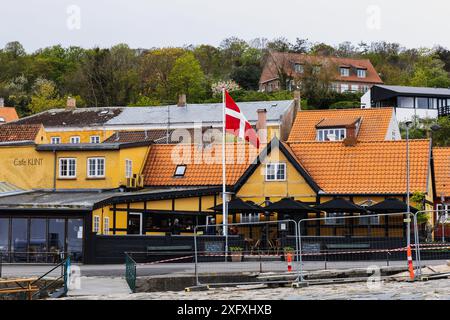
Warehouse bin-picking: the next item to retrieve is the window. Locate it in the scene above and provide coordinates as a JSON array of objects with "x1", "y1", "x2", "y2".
[
  {"x1": 70, "y1": 136, "x2": 80, "y2": 144},
  {"x1": 361, "y1": 85, "x2": 370, "y2": 93},
  {"x1": 93, "y1": 216, "x2": 100, "y2": 234},
  {"x1": 416, "y1": 97, "x2": 429, "y2": 109},
  {"x1": 294, "y1": 63, "x2": 304, "y2": 73},
  {"x1": 436, "y1": 204, "x2": 449, "y2": 223},
  {"x1": 103, "y1": 217, "x2": 110, "y2": 235},
  {"x1": 87, "y1": 158, "x2": 105, "y2": 178},
  {"x1": 90, "y1": 136, "x2": 100, "y2": 144},
  {"x1": 51, "y1": 137, "x2": 61, "y2": 144},
  {"x1": 324, "y1": 212, "x2": 345, "y2": 225},
  {"x1": 340, "y1": 67, "x2": 350, "y2": 77},
  {"x1": 59, "y1": 158, "x2": 76, "y2": 178},
  {"x1": 265, "y1": 163, "x2": 286, "y2": 181},
  {"x1": 398, "y1": 97, "x2": 415, "y2": 108},
  {"x1": 241, "y1": 213, "x2": 260, "y2": 223},
  {"x1": 340, "y1": 83, "x2": 350, "y2": 93},
  {"x1": 125, "y1": 159, "x2": 133, "y2": 178},
  {"x1": 359, "y1": 215, "x2": 380, "y2": 225},
  {"x1": 317, "y1": 128, "x2": 346, "y2": 141},
  {"x1": 174, "y1": 165, "x2": 187, "y2": 177},
  {"x1": 357, "y1": 69, "x2": 367, "y2": 78},
  {"x1": 351, "y1": 84, "x2": 359, "y2": 92}
]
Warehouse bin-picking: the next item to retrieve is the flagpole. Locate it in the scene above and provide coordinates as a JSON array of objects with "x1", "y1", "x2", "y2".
[{"x1": 222, "y1": 88, "x2": 228, "y2": 261}]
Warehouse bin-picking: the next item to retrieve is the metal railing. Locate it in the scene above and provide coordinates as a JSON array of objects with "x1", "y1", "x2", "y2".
[
  {"x1": 31, "y1": 256, "x2": 71, "y2": 299},
  {"x1": 125, "y1": 253, "x2": 137, "y2": 293}
]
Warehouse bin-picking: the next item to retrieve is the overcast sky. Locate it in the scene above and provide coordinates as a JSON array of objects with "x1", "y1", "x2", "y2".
[{"x1": 2, "y1": 0, "x2": 449, "y2": 52}]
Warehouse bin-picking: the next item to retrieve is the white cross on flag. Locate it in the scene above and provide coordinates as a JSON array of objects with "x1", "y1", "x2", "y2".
[{"x1": 224, "y1": 90, "x2": 260, "y2": 148}]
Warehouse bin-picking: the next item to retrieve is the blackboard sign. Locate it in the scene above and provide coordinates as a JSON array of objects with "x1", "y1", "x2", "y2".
[
  {"x1": 204, "y1": 241, "x2": 224, "y2": 253},
  {"x1": 302, "y1": 242, "x2": 321, "y2": 254}
]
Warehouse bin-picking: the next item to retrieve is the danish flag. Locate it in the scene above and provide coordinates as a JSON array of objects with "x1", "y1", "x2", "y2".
[{"x1": 225, "y1": 91, "x2": 260, "y2": 148}]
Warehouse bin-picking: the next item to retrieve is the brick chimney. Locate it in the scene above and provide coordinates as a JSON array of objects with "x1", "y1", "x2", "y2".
[
  {"x1": 177, "y1": 94, "x2": 187, "y2": 107},
  {"x1": 343, "y1": 124, "x2": 358, "y2": 147},
  {"x1": 66, "y1": 96, "x2": 76, "y2": 110},
  {"x1": 293, "y1": 89, "x2": 301, "y2": 111},
  {"x1": 256, "y1": 108, "x2": 268, "y2": 145}
]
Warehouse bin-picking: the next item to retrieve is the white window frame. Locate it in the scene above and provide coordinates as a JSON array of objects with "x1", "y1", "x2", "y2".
[
  {"x1": 93, "y1": 215, "x2": 100, "y2": 234},
  {"x1": 437, "y1": 204, "x2": 449, "y2": 223},
  {"x1": 324, "y1": 212, "x2": 345, "y2": 225},
  {"x1": 90, "y1": 136, "x2": 100, "y2": 144},
  {"x1": 51, "y1": 137, "x2": 61, "y2": 144},
  {"x1": 351, "y1": 84, "x2": 359, "y2": 92},
  {"x1": 340, "y1": 67, "x2": 350, "y2": 77},
  {"x1": 70, "y1": 136, "x2": 80, "y2": 144},
  {"x1": 129, "y1": 212, "x2": 143, "y2": 235},
  {"x1": 359, "y1": 214, "x2": 381, "y2": 225},
  {"x1": 103, "y1": 217, "x2": 110, "y2": 235},
  {"x1": 241, "y1": 213, "x2": 260, "y2": 223},
  {"x1": 357, "y1": 69, "x2": 367, "y2": 78},
  {"x1": 87, "y1": 157, "x2": 105, "y2": 178},
  {"x1": 125, "y1": 159, "x2": 133, "y2": 179},
  {"x1": 265, "y1": 163, "x2": 286, "y2": 181},
  {"x1": 59, "y1": 158, "x2": 77, "y2": 178},
  {"x1": 317, "y1": 128, "x2": 346, "y2": 141},
  {"x1": 341, "y1": 83, "x2": 349, "y2": 93}
]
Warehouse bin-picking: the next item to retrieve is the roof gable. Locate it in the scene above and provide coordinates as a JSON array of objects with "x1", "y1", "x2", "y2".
[
  {"x1": 0, "y1": 124, "x2": 43, "y2": 143},
  {"x1": 0, "y1": 107, "x2": 19, "y2": 123}
]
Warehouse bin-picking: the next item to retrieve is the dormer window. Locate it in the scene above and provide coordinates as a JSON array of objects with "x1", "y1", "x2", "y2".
[
  {"x1": 174, "y1": 165, "x2": 186, "y2": 177},
  {"x1": 357, "y1": 68, "x2": 367, "y2": 78},
  {"x1": 294, "y1": 63, "x2": 304, "y2": 73},
  {"x1": 340, "y1": 67, "x2": 350, "y2": 77},
  {"x1": 317, "y1": 128, "x2": 346, "y2": 141}
]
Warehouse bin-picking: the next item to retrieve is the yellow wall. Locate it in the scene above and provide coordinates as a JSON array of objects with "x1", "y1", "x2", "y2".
[
  {"x1": 0, "y1": 144, "x2": 149, "y2": 190},
  {"x1": 237, "y1": 148, "x2": 316, "y2": 204},
  {"x1": 45, "y1": 129, "x2": 115, "y2": 144}
]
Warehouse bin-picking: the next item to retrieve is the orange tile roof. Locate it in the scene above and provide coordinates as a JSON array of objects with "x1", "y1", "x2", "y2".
[
  {"x1": 0, "y1": 124, "x2": 42, "y2": 143},
  {"x1": 288, "y1": 140, "x2": 431, "y2": 195},
  {"x1": 288, "y1": 108, "x2": 394, "y2": 142},
  {"x1": 142, "y1": 143, "x2": 259, "y2": 186},
  {"x1": 316, "y1": 117, "x2": 361, "y2": 128},
  {"x1": 260, "y1": 52, "x2": 384, "y2": 85},
  {"x1": 433, "y1": 147, "x2": 450, "y2": 198},
  {"x1": 0, "y1": 107, "x2": 19, "y2": 123}
]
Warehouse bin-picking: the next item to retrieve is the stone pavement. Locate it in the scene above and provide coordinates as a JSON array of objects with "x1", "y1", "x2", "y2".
[
  {"x1": 67, "y1": 276, "x2": 131, "y2": 297},
  {"x1": 62, "y1": 278, "x2": 450, "y2": 300}
]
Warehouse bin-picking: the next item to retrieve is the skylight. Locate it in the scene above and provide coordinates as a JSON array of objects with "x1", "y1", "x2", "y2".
[{"x1": 174, "y1": 165, "x2": 186, "y2": 177}]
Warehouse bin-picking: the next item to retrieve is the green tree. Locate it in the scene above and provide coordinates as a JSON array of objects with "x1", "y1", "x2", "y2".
[
  {"x1": 28, "y1": 78, "x2": 65, "y2": 113},
  {"x1": 168, "y1": 52, "x2": 206, "y2": 101},
  {"x1": 410, "y1": 54, "x2": 450, "y2": 88}
]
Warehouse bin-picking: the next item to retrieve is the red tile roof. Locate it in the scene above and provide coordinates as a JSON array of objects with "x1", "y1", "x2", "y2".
[
  {"x1": 260, "y1": 52, "x2": 383, "y2": 85},
  {"x1": 288, "y1": 108, "x2": 395, "y2": 142},
  {"x1": 0, "y1": 107, "x2": 19, "y2": 123},
  {"x1": 288, "y1": 140, "x2": 431, "y2": 195},
  {"x1": 433, "y1": 147, "x2": 450, "y2": 198},
  {"x1": 0, "y1": 124, "x2": 43, "y2": 143},
  {"x1": 142, "y1": 143, "x2": 259, "y2": 186}
]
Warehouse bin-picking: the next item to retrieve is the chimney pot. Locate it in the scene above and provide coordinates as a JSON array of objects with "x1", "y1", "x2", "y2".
[
  {"x1": 177, "y1": 94, "x2": 187, "y2": 107},
  {"x1": 66, "y1": 96, "x2": 76, "y2": 110},
  {"x1": 256, "y1": 108, "x2": 268, "y2": 145}
]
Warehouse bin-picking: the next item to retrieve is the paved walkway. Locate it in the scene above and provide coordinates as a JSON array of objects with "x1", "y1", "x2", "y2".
[{"x1": 67, "y1": 276, "x2": 131, "y2": 297}]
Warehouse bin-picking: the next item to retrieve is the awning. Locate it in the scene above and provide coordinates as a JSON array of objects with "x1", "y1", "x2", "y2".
[
  {"x1": 209, "y1": 198, "x2": 264, "y2": 213},
  {"x1": 264, "y1": 198, "x2": 320, "y2": 214},
  {"x1": 314, "y1": 198, "x2": 367, "y2": 213},
  {"x1": 368, "y1": 198, "x2": 419, "y2": 213}
]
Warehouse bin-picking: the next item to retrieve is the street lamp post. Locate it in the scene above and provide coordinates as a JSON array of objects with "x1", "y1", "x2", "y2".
[{"x1": 405, "y1": 120, "x2": 412, "y2": 248}]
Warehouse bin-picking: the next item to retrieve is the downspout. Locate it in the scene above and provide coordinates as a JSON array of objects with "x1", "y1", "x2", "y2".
[{"x1": 53, "y1": 149, "x2": 57, "y2": 191}]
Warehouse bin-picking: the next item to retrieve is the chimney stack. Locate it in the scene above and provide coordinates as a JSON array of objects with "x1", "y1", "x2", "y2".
[
  {"x1": 256, "y1": 108, "x2": 268, "y2": 145},
  {"x1": 177, "y1": 94, "x2": 187, "y2": 107},
  {"x1": 66, "y1": 96, "x2": 76, "y2": 110},
  {"x1": 0, "y1": 98, "x2": 4, "y2": 107},
  {"x1": 293, "y1": 89, "x2": 301, "y2": 111},
  {"x1": 343, "y1": 124, "x2": 358, "y2": 147}
]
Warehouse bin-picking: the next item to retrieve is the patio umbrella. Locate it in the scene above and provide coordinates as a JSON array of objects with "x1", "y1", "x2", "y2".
[
  {"x1": 209, "y1": 198, "x2": 264, "y2": 213},
  {"x1": 264, "y1": 198, "x2": 320, "y2": 214},
  {"x1": 368, "y1": 198, "x2": 419, "y2": 213},
  {"x1": 314, "y1": 198, "x2": 367, "y2": 213}
]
